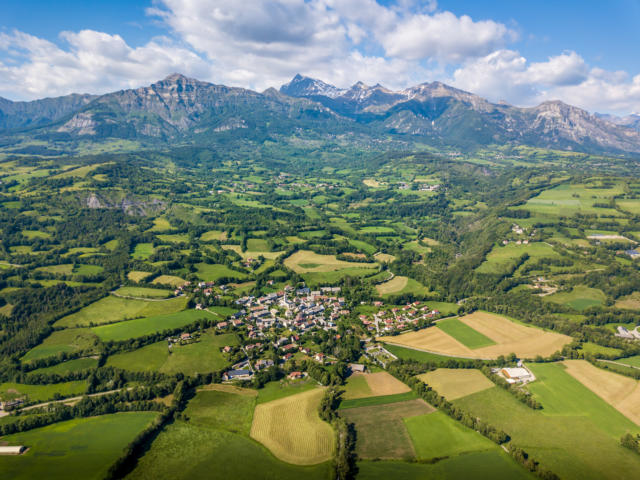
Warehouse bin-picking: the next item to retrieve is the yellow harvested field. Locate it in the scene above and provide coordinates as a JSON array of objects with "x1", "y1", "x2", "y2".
[
  {"x1": 563, "y1": 360, "x2": 640, "y2": 425},
  {"x1": 250, "y1": 388, "x2": 335, "y2": 465},
  {"x1": 284, "y1": 250, "x2": 377, "y2": 273},
  {"x1": 363, "y1": 179, "x2": 381, "y2": 187},
  {"x1": 127, "y1": 271, "x2": 152, "y2": 282},
  {"x1": 152, "y1": 275, "x2": 187, "y2": 287},
  {"x1": 365, "y1": 372, "x2": 411, "y2": 396},
  {"x1": 381, "y1": 311, "x2": 572, "y2": 359},
  {"x1": 221, "y1": 244, "x2": 284, "y2": 260},
  {"x1": 376, "y1": 276, "x2": 408, "y2": 295},
  {"x1": 374, "y1": 252, "x2": 396, "y2": 263},
  {"x1": 460, "y1": 312, "x2": 572, "y2": 359},
  {"x1": 381, "y1": 326, "x2": 471, "y2": 356},
  {"x1": 417, "y1": 369, "x2": 494, "y2": 400}
]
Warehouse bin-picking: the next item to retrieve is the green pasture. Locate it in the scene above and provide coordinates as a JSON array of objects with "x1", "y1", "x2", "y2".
[
  {"x1": 127, "y1": 421, "x2": 331, "y2": 480},
  {"x1": 405, "y1": 410, "x2": 503, "y2": 460},
  {"x1": 114, "y1": 286, "x2": 172, "y2": 298},
  {"x1": 357, "y1": 451, "x2": 533, "y2": 480},
  {"x1": 436, "y1": 317, "x2": 496, "y2": 349},
  {"x1": 54, "y1": 295, "x2": 188, "y2": 327},
  {"x1": 91, "y1": 309, "x2": 214, "y2": 342},
  {"x1": 0, "y1": 380, "x2": 87, "y2": 403},
  {"x1": 29, "y1": 357, "x2": 99, "y2": 375},
  {"x1": 21, "y1": 328, "x2": 99, "y2": 362},
  {"x1": 455, "y1": 363, "x2": 640, "y2": 480},
  {"x1": 195, "y1": 263, "x2": 248, "y2": 281},
  {"x1": 132, "y1": 243, "x2": 155, "y2": 259},
  {"x1": 184, "y1": 389, "x2": 255, "y2": 435},
  {"x1": 106, "y1": 332, "x2": 238, "y2": 375},
  {"x1": 476, "y1": 242, "x2": 560, "y2": 275},
  {"x1": 256, "y1": 379, "x2": 317, "y2": 405},
  {"x1": 0, "y1": 412, "x2": 158, "y2": 480},
  {"x1": 544, "y1": 285, "x2": 606, "y2": 311}
]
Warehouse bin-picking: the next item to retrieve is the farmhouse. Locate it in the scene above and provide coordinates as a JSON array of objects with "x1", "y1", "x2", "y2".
[{"x1": 0, "y1": 445, "x2": 26, "y2": 455}]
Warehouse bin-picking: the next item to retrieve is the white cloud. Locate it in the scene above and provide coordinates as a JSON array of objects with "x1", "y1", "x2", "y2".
[
  {"x1": 0, "y1": 29, "x2": 209, "y2": 99},
  {"x1": 450, "y1": 50, "x2": 640, "y2": 114},
  {"x1": 149, "y1": 0, "x2": 517, "y2": 90},
  {"x1": 381, "y1": 12, "x2": 516, "y2": 62}
]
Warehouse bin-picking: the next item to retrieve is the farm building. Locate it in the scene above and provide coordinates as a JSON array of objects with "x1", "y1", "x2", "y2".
[
  {"x1": 0, "y1": 446, "x2": 26, "y2": 455},
  {"x1": 625, "y1": 250, "x2": 640, "y2": 259},
  {"x1": 349, "y1": 363, "x2": 366, "y2": 373},
  {"x1": 500, "y1": 367, "x2": 535, "y2": 384},
  {"x1": 223, "y1": 369, "x2": 253, "y2": 381}
]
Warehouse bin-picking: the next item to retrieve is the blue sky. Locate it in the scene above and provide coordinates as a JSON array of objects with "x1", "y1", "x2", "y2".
[{"x1": 1, "y1": 0, "x2": 639, "y2": 115}]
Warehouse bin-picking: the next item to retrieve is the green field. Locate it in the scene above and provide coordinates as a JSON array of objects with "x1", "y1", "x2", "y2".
[
  {"x1": 455, "y1": 363, "x2": 640, "y2": 480},
  {"x1": 74, "y1": 264, "x2": 104, "y2": 276},
  {"x1": 132, "y1": 243, "x2": 155, "y2": 259},
  {"x1": 436, "y1": 317, "x2": 496, "y2": 349},
  {"x1": 91, "y1": 309, "x2": 214, "y2": 342},
  {"x1": 477, "y1": 242, "x2": 560, "y2": 274},
  {"x1": 357, "y1": 451, "x2": 533, "y2": 480},
  {"x1": 615, "y1": 355, "x2": 640, "y2": 368},
  {"x1": 195, "y1": 262, "x2": 248, "y2": 281},
  {"x1": 29, "y1": 357, "x2": 99, "y2": 375},
  {"x1": 128, "y1": 421, "x2": 331, "y2": 480},
  {"x1": 114, "y1": 286, "x2": 172, "y2": 298},
  {"x1": 0, "y1": 412, "x2": 158, "y2": 480},
  {"x1": 405, "y1": 411, "x2": 500, "y2": 459},
  {"x1": 106, "y1": 332, "x2": 238, "y2": 374},
  {"x1": 200, "y1": 230, "x2": 226, "y2": 241},
  {"x1": 184, "y1": 389, "x2": 255, "y2": 435},
  {"x1": 256, "y1": 379, "x2": 317, "y2": 404},
  {"x1": 54, "y1": 295, "x2": 188, "y2": 327},
  {"x1": 128, "y1": 388, "x2": 330, "y2": 480},
  {"x1": 348, "y1": 239, "x2": 377, "y2": 255},
  {"x1": 0, "y1": 380, "x2": 87, "y2": 403},
  {"x1": 21, "y1": 328, "x2": 99, "y2": 362},
  {"x1": 339, "y1": 391, "x2": 417, "y2": 410},
  {"x1": 518, "y1": 182, "x2": 625, "y2": 217},
  {"x1": 579, "y1": 342, "x2": 623, "y2": 357},
  {"x1": 340, "y1": 400, "x2": 433, "y2": 459},
  {"x1": 156, "y1": 234, "x2": 188, "y2": 244},
  {"x1": 302, "y1": 267, "x2": 378, "y2": 286},
  {"x1": 545, "y1": 285, "x2": 606, "y2": 311}
]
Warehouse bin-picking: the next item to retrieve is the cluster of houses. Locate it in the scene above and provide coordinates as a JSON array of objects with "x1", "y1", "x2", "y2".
[
  {"x1": 219, "y1": 285, "x2": 349, "y2": 382},
  {"x1": 502, "y1": 224, "x2": 537, "y2": 246},
  {"x1": 234, "y1": 285, "x2": 348, "y2": 337},
  {"x1": 615, "y1": 325, "x2": 640, "y2": 340},
  {"x1": 359, "y1": 302, "x2": 441, "y2": 335}
]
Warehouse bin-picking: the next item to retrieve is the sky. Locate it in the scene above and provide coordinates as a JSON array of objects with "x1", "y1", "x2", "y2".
[{"x1": 1, "y1": 0, "x2": 639, "y2": 115}]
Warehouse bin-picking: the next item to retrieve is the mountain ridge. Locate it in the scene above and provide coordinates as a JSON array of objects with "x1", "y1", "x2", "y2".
[{"x1": 1, "y1": 73, "x2": 640, "y2": 156}]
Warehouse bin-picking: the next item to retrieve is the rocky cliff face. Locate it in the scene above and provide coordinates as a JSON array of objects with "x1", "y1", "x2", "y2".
[{"x1": 0, "y1": 93, "x2": 96, "y2": 131}]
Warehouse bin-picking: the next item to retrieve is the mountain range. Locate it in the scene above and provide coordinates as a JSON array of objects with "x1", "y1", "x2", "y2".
[{"x1": 1, "y1": 73, "x2": 640, "y2": 156}]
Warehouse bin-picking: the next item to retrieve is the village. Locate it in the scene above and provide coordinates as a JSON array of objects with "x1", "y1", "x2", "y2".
[{"x1": 172, "y1": 281, "x2": 446, "y2": 383}]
